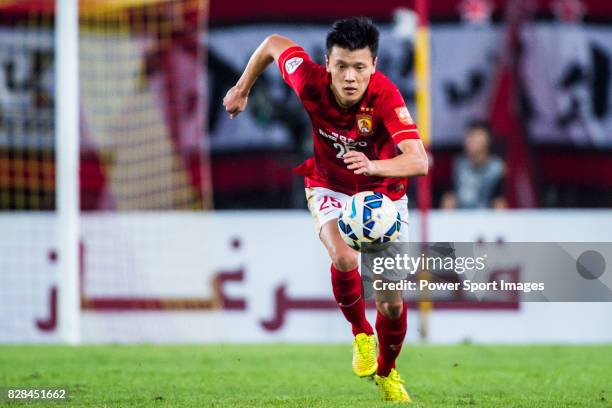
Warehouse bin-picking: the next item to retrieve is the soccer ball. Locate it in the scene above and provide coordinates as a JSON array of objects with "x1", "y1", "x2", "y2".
[{"x1": 337, "y1": 191, "x2": 402, "y2": 252}]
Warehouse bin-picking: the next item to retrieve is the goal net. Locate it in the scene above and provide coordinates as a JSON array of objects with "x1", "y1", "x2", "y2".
[{"x1": 0, "y1": 0, "x2": 212, "y2": 342}]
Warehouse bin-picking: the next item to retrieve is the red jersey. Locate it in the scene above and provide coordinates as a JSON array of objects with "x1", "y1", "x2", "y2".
[{"x1": 277, "y1": 46, "x2": 421, "y2": 201}]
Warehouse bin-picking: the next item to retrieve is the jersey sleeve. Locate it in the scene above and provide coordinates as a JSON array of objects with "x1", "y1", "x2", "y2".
[
  {"x1": 379, "y1": 86, "x2": 421, "y2": 144},
  {"x1": 277, "y1": 46, "x2": 317, "y2": 97}
]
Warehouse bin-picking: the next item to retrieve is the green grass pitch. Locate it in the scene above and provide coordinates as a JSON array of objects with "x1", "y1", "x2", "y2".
[{"x1": 1, "y1": 344, "x2": 611, "y2": 407}]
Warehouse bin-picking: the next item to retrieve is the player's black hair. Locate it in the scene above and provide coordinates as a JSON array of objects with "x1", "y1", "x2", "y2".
[{"x1": 326, "y1": 17, "x2": 379, "y2": 59}]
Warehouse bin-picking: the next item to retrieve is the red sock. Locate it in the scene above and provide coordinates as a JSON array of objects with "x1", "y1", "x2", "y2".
[
  {"x1": 330, "y1": 264, "x2": 373, "y2": 336},
  {"x1": 376, "y1": 303, "x2": 408, "y2": 376}
]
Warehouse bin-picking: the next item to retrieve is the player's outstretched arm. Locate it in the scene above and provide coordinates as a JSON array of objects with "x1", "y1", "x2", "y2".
[
  {"x1": 223, "y1": 34, "x2": 297, "y2": 118},
  {"x1": 343, "y1": 139, "x2": 428, "y2": 178}
]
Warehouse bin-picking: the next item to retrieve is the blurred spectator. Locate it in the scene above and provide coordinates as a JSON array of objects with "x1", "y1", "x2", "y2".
[{"x1": 440, "y1": 121, "x2": 507, "y2": 209}]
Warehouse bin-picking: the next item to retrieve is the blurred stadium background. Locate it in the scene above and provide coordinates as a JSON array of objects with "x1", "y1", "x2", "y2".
[{"x1": 1, "y1": 0, "x2": 612, "y2": 348}]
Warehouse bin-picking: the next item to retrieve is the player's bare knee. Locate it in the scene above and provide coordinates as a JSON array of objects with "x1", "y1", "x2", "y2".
[
  {"x1": 331, "y1": 250, "x2": 358, "y2": 272},
  {"x1": 378, "y1": 301, "x2": 403, "y2": 320}
]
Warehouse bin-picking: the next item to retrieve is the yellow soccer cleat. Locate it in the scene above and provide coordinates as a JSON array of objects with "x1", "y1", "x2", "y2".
[
  {"x1": 374, "y1": 368, "x2": 412, "y2": 403},
  {"x1": 352, "y1": 333, "x2": 378, "y2": 377}
]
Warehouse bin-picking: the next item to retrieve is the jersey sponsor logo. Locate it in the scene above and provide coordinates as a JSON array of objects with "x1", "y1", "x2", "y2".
[
  {"x1": 395, "y1": 106, "x2": 413, "y2": 125},
  {"x1": 318, "y1": 128, "x2": 368, "y2": 147},
  {"x1": 285, "y1": 57, "x2": 303, "y2": 74},
  {"x1": 356, "y1": 113, "x2": 374, "y2": 136}
]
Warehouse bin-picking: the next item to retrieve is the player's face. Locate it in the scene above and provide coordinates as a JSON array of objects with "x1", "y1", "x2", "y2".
[{"x1": 326, "y1": 46, "x2": 376, "y2": 108}]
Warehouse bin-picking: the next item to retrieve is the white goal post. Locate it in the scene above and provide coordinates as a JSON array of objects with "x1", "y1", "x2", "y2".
[{"x1": 55, "y1": 0, "x2": 80, "y2": 344}]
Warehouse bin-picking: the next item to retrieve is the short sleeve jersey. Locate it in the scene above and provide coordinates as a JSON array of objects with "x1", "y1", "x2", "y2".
[{"x1": 278, "y1": 46, "x2": 421, "y2": 200}]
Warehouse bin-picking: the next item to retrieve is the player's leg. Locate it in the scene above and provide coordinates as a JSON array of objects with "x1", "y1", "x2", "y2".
[
  {"x1": 319, "y1": 218, "x2": 374, "y2": 336},
  {"x1": 373, "y1": 292, "x2": 411, "y2": 401},
  {"x1": 307, "y1": 187, "x2": 372, "y2": 336},
  {"x1": 373, "y1": 196, "x2": 412, "y2": 402},
  {"x1": 319, "y1": 220, "x2": 378, "y2": 377},
  {"x1": 306, "y1": 187, "x2": 377, "y2": 377}
]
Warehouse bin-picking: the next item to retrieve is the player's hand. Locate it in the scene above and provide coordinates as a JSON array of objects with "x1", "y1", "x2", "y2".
[
  {"x1": 343, "y1": 151, "x2": 378, "y2": 176},
  {"x1": 223, "y1": 86, "x2": 248, "y2": 119}
]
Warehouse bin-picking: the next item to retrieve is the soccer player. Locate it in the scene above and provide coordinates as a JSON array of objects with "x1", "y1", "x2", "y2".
[{"x1": 223, "y1": 17, "x2": 428, "y2": 403}]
